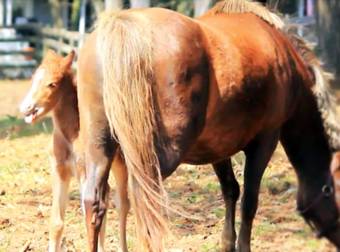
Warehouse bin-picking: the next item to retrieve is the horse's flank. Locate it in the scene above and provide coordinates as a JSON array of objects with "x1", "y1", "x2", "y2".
[{"x1": 204, "y1": 0, "x2": 340, "y2": 151}]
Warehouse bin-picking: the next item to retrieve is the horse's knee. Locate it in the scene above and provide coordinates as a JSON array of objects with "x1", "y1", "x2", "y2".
[
  {"x1": 114, "y1": 189, "x2": 130, "y2": 213},
  {"x1": 49, "y1": 219, "x2": 64, "y2": 251},
  {"x1": 241, "y1": 194, "x2": 258, "y2": 221},
  {"x1": 83, "y1": 180, "x2": 109, "y2": 230},
  {"x1": 50, "y1": 219, "x2": 64, "y2": 235},
  {"x1": 229, "y1": 180, "x2": 240, "y2": 202}
]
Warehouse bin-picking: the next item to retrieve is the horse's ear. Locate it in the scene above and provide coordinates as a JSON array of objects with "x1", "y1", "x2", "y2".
[{"x1": 62, "y1": 50, "x2": 75, "y2": 71}]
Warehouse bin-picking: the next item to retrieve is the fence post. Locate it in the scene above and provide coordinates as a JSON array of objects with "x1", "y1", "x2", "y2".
[
  {"x1": 0, "y1": 0, "x2": 4, "y2": 26},
  {"x1": 78, "y1": 0, "x2": 87, "y2": 48},
  {"x1": 297, "y1": 0, "x2": 304, "y2": 36},
  {"x1": 5, "y1": 0, "x2": 12, "y2": 26}
]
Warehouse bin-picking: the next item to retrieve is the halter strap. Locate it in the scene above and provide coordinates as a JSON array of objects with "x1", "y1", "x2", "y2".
[{"x1": 297, "y1": 176, "x2": 338, "y2": 238}]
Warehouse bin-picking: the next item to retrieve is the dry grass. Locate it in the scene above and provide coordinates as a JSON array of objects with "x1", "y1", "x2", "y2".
[{"x1": 0, "y1": 80, "x2": 336, "y2": 251}]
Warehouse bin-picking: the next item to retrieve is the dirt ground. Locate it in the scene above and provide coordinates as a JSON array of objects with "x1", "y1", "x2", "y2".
[{"x1": 0, "y1": 80, "x2": 336, "y2": 252}]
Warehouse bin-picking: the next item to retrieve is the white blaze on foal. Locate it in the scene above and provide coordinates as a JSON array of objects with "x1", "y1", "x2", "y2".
[{"x1": 20, "y1": 68, "x2": 46, "y2": 123}]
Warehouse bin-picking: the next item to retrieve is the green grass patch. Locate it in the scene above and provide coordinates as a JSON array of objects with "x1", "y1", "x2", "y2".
[
  {"x1": 201, "y1": 242, "x2": 219, "y2": 252},
  {"x1": 212, "y1": 207, "x2": 225, "y2": 219},
  {"x1": 253, "y1": 220, "x2": 276, "y2": 236},
  {"x1": 0, "y1": 115, "x2": 53, "y2": 139},
  {"x1": 204, "y1": 182, "x2": 220, "y2": 193}
]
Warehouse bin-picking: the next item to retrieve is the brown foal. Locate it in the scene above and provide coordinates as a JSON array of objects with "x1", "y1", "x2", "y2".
[{"x1": 19, "y1": 50, "x2": 129, "y2": 252}]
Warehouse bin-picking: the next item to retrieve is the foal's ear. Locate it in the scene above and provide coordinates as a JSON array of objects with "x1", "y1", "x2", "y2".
[{"x1": 62, "y1": 50, "x2": 76, "y2": 71}]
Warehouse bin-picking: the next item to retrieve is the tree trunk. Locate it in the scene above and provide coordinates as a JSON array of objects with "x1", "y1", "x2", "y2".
[
  {"x1": 5, "y1": 0, "x2": 12, "y2": 26},
  {"x1": 130, "y1": 0, "x2": 150, "y2": 8},
  {"x1": 49, "y1": 0, "x2": 63, "y2": 28},
  {"x1": 194, "y1": 0, "x2": 215, "y2": 17},
  {"x1": 316, "y1": 0, "x2": 340, "y2": 81}
]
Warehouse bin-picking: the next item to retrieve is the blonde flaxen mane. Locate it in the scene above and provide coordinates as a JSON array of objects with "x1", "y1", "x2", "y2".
[
  {"x1": 210, "y1": 0, "x2": 284, "y2": 29},
  {"x1": 312, "y1": 65, "x2": 340, "y2": 150},
  {"x1": 287, "y1": 33, "x2": 340, "y2": 150}
]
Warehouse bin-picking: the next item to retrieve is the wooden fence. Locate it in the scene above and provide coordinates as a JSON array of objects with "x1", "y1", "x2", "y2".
[
  {"x1": 0, "y1": 16, "x2": 316, "y2": 77},
  {"x1": 0, "y1": 24, "x2": 81, "y2": 71}
]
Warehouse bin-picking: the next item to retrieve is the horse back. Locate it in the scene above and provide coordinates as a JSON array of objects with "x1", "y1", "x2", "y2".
[{"x1": 184, "y1": 13, "x2": 311, "y2": 162}]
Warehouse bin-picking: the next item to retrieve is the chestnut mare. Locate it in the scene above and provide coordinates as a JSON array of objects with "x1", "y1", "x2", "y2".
[
  {"x1": 19, "y1": 50, "x2": 130, "y2": 252},
  {"x1": 77, "y1": 1, "x2": 340, "y2": 251}
]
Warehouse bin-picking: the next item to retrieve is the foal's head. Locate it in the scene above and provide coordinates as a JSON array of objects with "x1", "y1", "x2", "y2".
[{"x1": 20, "y1": 50, "x2": 75, "y2": 123}]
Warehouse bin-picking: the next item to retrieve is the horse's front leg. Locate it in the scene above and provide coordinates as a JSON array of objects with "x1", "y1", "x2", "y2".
[
  {"x1": 237, "y1": 129, "x2": 280, "y2": 252},
  {"x1": 213, "y1": 159, "x2": 240, "y2": 252},
  {"x1": 49, "y1": 136, "x2": 73, "y2": 251}
]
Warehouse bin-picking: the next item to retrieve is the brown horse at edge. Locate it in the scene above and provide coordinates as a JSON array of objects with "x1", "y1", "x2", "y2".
[{"x1": 76, "y1": 1, "x2": 340, "y2": 252}]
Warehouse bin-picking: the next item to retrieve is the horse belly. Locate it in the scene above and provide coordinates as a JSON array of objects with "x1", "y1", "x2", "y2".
[{"x1": 183, "y1": 89, "x2": 286, "y2": 165}]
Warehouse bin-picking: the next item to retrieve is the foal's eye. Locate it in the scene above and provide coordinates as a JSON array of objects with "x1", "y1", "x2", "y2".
[{"x1": 48, "y1": 82, "x2": 57, "y2": 88}]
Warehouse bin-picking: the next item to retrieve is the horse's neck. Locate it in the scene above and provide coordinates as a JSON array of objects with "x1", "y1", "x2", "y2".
[
  {"x1": 280, "y1": 87, "x2": 331, "y2": 182},
  {"x1": 52, "y1": 72, "x2": 79, "y2": 142}
]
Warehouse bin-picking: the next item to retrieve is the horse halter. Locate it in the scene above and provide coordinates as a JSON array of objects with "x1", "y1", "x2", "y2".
[{"x1": 297, "y1": 177, "x2": 339, "y2": 238}]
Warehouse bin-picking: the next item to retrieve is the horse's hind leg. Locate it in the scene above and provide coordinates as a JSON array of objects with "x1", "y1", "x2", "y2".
[
  {"x1": 112, "y1": 152, "x2": 130, "y2": 252},
  {"x1": 213, "y1": 159, "x2": 240, "y2": 252},
  {"x1": 237, "y1": 129, "x2": 280, "y2": 252},
  {"x1": 77, "y1": 159, "x2": 108, "y2": 252},
  {"x1": 49, "y1": 160, "x2": 72, "y2": 252}
]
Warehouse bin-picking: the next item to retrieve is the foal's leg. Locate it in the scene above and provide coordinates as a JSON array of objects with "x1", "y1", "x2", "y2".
[
  {"x1": 237, "y1": 130, "x2": 280, "y2": 252},
  {"x1": 49, "y1": 145, "x2": 73, "y2": 252},
  {"x1": 112, "y1": 152, "x2": 129, "y2": 252},
  {"x1": 213, "y1": 159, "x2": 240, "y2": 252}
]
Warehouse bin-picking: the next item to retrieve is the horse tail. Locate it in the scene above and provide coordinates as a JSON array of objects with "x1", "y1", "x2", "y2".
[
  {"x1": 96, "y1": 11, "x2": 168, "y2": 252},
  {"x1": 288, "y1": 33, "x2": 340, "y2": 150}
]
